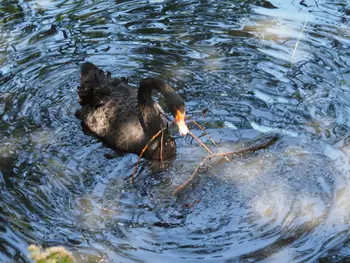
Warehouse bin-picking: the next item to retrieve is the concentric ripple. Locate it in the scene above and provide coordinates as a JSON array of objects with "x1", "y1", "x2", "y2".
[{"x1": 1, "y1": 0, "x2": 350, "y2": 262}]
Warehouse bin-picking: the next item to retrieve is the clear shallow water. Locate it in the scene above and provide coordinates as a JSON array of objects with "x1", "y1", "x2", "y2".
[{"x1": 0, "y1": 0, "x2": 350, "y2": 262}]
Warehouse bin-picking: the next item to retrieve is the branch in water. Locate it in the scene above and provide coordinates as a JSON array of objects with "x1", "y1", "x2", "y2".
[
  {"x1": 173, "y1": 135, "x2": 279, "y2": 196},
  {"x1": 189, "y1": 131, "x2": 231, "y2": 162},
  {"x1": 188, "y1": 119, "x2": 217, "y2": 146},
  {"x1": 131, "y1": 129, "x2": 163, "y2": 183}
]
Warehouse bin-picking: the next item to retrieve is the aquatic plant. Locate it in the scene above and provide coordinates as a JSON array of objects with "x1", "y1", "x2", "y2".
[{"x1": 28, "y1": 245, "x2": 75, "y2": 263}]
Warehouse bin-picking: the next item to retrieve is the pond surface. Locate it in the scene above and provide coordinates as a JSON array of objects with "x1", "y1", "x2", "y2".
[{"x1": 1, "y1": 0, "x2": 350, "y2": 262}]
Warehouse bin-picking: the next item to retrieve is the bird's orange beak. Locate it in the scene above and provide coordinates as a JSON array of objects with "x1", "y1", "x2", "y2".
[{"x1": 175, "y1": 109, "x2": 189, "y2": 136}]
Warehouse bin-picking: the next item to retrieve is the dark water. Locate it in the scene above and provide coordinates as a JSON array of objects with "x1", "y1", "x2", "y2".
[{"x1": 1, "y1": 0, "x2": 350, "y2": 262}]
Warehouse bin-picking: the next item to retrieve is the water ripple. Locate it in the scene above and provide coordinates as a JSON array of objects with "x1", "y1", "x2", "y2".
[{"x1": 1, "y1": 0, "x2": 350, "y2": 262}]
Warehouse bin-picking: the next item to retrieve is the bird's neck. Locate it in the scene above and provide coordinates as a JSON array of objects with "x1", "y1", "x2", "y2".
[{"x1": 138, "y1": 82, "x2": 166, "y2": 136}]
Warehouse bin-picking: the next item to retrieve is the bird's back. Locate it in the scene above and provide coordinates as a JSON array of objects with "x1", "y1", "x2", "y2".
[{"x1": 77, "y1": 62, "x2": 147, "y2": 153}]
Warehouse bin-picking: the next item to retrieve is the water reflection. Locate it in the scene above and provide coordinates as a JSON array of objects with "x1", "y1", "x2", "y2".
[{"x1": 0, "y1": 0, "x2": 350, "y2": 262}]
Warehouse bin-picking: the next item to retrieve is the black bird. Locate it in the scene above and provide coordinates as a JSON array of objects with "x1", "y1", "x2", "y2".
[{"x1": 76, "y1": 62, "x2": 189, "y2": 160}]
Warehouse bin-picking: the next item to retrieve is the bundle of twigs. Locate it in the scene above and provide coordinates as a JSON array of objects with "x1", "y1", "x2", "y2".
[
  {"x1": 130, "y1": 118, "x2": 278, "y2": 196},
  {"x1": 173, "y1": 133, "x2": 278, "y2": 195}
]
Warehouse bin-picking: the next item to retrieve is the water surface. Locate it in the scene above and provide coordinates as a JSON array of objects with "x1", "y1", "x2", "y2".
[{"x1": 1, "y1": 0, "x2": 350, "y2": 262}]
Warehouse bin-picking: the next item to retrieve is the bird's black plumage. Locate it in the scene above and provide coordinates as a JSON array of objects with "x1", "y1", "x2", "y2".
[{"x1": 76, "y1": 62, "x2": 187, "y2": 160}]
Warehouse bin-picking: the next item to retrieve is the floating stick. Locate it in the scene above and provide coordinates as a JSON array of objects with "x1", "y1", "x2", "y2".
[{"x1": 173, "y1": 135, "x2": 278, "y2": 195}]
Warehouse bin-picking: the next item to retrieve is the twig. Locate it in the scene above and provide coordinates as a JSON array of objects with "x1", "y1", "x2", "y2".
[
  {"x1": 188, "y1": 131, "x2": 231, "y2": 162},
  {"x1": 131, "y1": 130, "x2": 162, "y2": 183},
  {"x1": 173, "y1": 155, "x2": 212, "y2": 196},
  {"x1": 188, "y1": 131, "x2": 214, "y2": 155},
  {"x1": 184, "y1": 199, "x2": 200, "y2": 208},
  {"x1": 96, "y1": 205, "x2": 119, "y2": 214},
  {"x1": 291, "y1": 19, "x2": 308, "y2": 66},
  {"x1": 173, "y1": 135, "x2": 278, "y2": 195},
  {"x1": 291, "y1": 0, "x2": 321, "y2": 66},
  {"x1": 189, "y1": 120, "x2": 217, "y2": 145},
  {"x1": 160, "y1": 126, "x2": 164, "y2": 162}
]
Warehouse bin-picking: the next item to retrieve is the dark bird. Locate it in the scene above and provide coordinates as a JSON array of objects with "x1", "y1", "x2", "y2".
[{"x1": 76, "y1": 62, "x2": 189, "y2": 160}]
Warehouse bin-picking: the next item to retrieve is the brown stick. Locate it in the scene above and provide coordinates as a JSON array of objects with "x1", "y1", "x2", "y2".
[
  {"x1": 160, "y1": 128, "x2": 164, "y2": 162},
  {"x1": 189, "y1": 120, "x2": 217, "y2": 146},
  {"x1": 173, "y1": 135, "x2": 278, "y2": 195},
  {"x1": 188, "y1": 131, "x2": 231, "y2": 162},
  {"x1": 131, "y1": 130, "x2": 162, "y2": 183},
  {"x1": 188, "y1": 131, "x2": 214, "y2": 155},
  {"x1": 96, "y1": 205, "x2": 119, "y2": 214}
]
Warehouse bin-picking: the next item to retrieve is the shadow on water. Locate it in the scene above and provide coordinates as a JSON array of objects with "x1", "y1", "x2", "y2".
[{"x1": 1, "y1": 0, "x2": 350, "y2": 262}]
